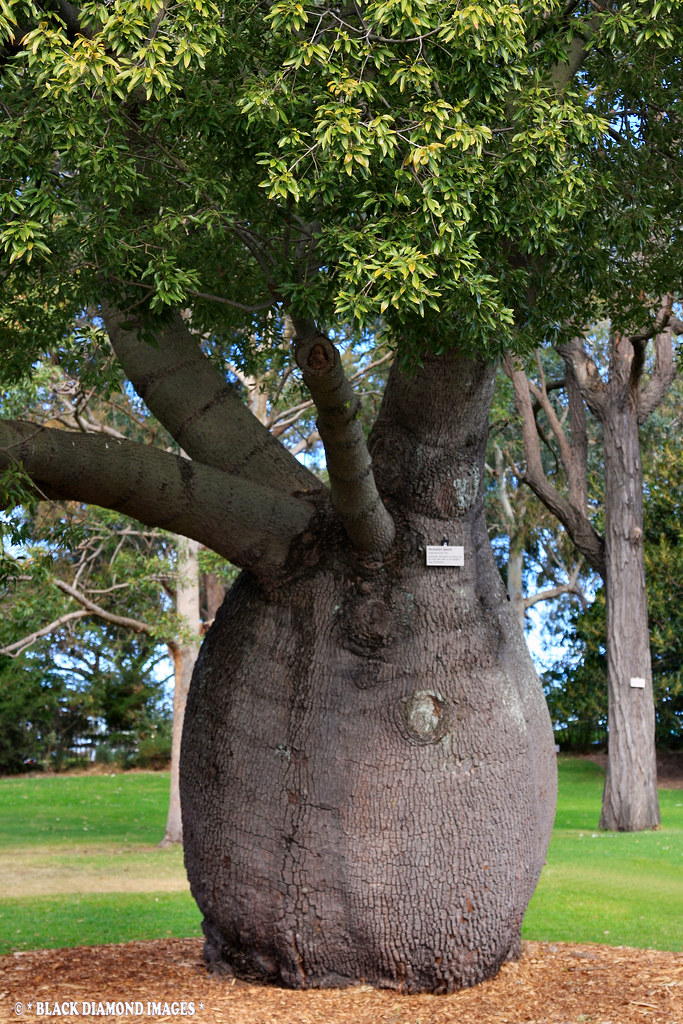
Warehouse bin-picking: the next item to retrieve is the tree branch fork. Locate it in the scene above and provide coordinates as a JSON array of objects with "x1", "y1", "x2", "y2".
[
  {"x1": 503, "y1": 299, "x2": 682, "y2": 579},
  {"x1": 1, "y1": 305, "x2": 397, "y2": 583}
]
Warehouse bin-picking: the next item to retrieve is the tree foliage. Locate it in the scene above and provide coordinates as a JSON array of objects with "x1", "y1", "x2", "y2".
[{"x1": 1, "y1": 0, "x2": 681, "y2": 375}]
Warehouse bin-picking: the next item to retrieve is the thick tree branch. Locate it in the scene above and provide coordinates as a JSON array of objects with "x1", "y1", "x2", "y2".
[
  {"x1": 560, "y1": 335, "x2": 608, "y2": 419},
  {"x1": 292, "y1": 318, "x2": 395, "y2": 554},
  {"x1": 563, "y1": 356, "x2": 589, "y2": 516},
  {"x1": 0, "y1": 420, "x2": 314, "y2": 578},
  {"x1": 503, "y1": 356, "x2": 605, "y2": 576},
  {"x1": 548, "y1": 13, "x2": 602, "y2": 94},
  {"x1": 100, "y1": 302, "x2": 321, "y2": 497}
]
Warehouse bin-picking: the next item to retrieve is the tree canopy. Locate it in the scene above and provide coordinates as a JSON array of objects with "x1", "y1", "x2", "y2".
[{"x1": 1, "y1": 1, "x2": 681, "y2": 375}]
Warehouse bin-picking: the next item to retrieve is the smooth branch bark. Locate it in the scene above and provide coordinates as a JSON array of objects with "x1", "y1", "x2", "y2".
[
  {"x1": 292, "y1": 318, "x2": 396, "y2": 554},
  {"x1": 503, "y1": 354, "x2": 606, "y2": 575}
]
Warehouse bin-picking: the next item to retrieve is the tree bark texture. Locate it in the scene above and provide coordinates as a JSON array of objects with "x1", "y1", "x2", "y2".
[
  {"x1": 180, "y1": 350, "x2": 557, "y2": 992},
  {"x1": 599, "y1": 396, "x2": 660, "y2": 831}
]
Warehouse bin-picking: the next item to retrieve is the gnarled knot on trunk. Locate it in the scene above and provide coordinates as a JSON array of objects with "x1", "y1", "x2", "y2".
[
  {"x1": 394, "y1": 689, "x2": 454, "y2": 745},
  {"x1": 294, "y1": 334, "x2": 336, "y2": 376},
  {"x1": 339, "y1": 596, "x2": 396, "y2": 657}
]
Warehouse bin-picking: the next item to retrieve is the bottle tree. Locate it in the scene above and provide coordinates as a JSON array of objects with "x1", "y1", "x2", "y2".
[{"x1": 0, "y1": 0, "x2": 680, "y2": 992}]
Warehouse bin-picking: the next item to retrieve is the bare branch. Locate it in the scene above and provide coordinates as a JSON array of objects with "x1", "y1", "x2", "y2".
[
  {"x1": 561, "y1": 349, "x2": 589, "y2": 515},
  {"x1": 493, "y1": 442, "x2": 516, "y2": 527},
  {"x1": 0, "y1": 609, "x2": 88, "y2": 657},
  {"x1": 637, "y1": 327, "x2": 677, "y2": 424},
  {"x1": 523, "y1": 579, "x2": 588, "y2": 613},
  {"x1": 54, "y1": 579, "x2": 154, "y2": 634},
  {"x1": 503, "y1": 355, "x2": 606, "y2": 576},
  {"x1": 187, "y1": 289, "x2": 275, "y2": 313},
  {"x1": 289, "y1": 429, "x2": 321, "y2": 457},
  {"x1": 526, "y1": 352, "x2": 578, "y2": 494}
]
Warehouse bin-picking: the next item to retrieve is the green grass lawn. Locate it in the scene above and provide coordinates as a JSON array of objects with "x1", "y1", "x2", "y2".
[
  {"x1": 522, "y1": 757, "x2": 683, "y2": 951},
  {"x1": 0, "y1": 772, "x2": 202, "y2": 954},
  {"x1": 0, "y1": 772, "x2": 174, "y2": 848},
  {"x1": 0, "y1": 760, "x2": 681, "y2": 955}
]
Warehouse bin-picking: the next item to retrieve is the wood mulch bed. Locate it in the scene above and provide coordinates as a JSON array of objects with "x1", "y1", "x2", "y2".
[{"x1": 2, "y1": 938, "x2": 681, "y2": 1024}]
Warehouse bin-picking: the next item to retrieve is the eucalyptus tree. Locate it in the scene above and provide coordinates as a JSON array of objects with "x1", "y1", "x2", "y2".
[
  {"x1": 505, "y1": 309, "x2": 682, "y2": 831},
  {"x1": 0, "y1": 0, "x2": 681, "y2": 992},
  {"x1": 505, "y1": 317, "x2": 678, "y2": 820},
  {"x1": 549, "y1": 382, "x2": 683, "y2": 752}
]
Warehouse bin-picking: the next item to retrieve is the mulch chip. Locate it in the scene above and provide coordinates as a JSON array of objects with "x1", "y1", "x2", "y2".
[{"x1": 1, "y1": 938, "x2": 681, "y2": 1024}]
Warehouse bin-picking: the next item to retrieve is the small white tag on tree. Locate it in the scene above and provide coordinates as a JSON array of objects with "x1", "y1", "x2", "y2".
[
  {"x1": 426, "y1": 545, "x2": 464, "y2": 567},
  {"x1": 630, "y1": 677, "x2": 646, "y2": 689}
]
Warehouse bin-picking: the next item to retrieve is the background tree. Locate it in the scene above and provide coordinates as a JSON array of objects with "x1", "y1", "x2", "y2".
[
  {"x1": 546, "y1": 381, "x2": 683, "y2": 751},
  {"x1": 0, "y1": 0, "x2": 681, "y2": 992},
  {"x1": 0, "y1": 651, "x2": 94, "y2": 773},
  {"x1": 486, "y1": 372, "x2": 595, "y2": 633},
  {"x1": 505, "y1": 307, "x2": 682, "y2": 829}
]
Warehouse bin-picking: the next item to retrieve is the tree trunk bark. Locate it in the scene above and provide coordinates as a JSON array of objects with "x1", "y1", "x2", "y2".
[
  {"x1": 599, "y1": 399, "x2": 660, "y2": 831},
  {"x1": 180, "y1": 349, "x2": 557, "y2": 992},
  {"x1": 161, "y1": 537, "x2": 201, "y2": 846}
]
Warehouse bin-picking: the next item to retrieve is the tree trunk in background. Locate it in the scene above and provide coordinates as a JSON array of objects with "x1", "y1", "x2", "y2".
[
  {"x1": 507, "y1": 530, "x2": 526, "y2": 633},
  {"x1": 161, "y1": 537, "x2": 201, "y2": 846},
  {"x1": 201, "y1": 570, "x2": 228, "y2": 626},
  {"x1": 600, "y1": 400, "x2": 660, "y2": 831},
  {"x1": 180, "y1": 349, "x2": 557, "y2": 992}
]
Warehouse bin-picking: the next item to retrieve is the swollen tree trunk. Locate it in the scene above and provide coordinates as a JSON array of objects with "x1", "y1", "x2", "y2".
[
  {"x1": 600, "y1": 401, "x2": 659, "y2": 831},
  {"x1": 180, "y1": 349, "x2": 556, "y2": 992},
  {"x1": 161, "y1": 537, "x2": 201, "y2": 847}
]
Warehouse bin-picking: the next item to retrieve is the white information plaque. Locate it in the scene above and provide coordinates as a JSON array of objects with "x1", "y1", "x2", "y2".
[
  {"x1": 630, "y1": 677, "x2": 646, "y2": 689},
  {"x1": 426, "y1": 545, "x2": 464, "y2": 567}
]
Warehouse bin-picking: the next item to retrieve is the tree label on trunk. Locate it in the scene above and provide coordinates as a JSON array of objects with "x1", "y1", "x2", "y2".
[
  {"x1": 630, "y1": 677, "x2": 646, "y2": 688},
  {"x1": 425, "y1": 545, "x2": 465, "y2": 566}
]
